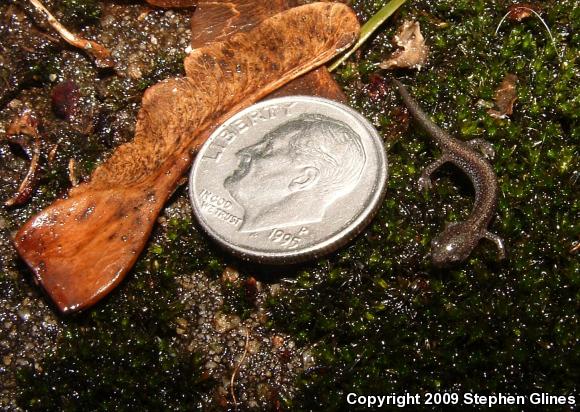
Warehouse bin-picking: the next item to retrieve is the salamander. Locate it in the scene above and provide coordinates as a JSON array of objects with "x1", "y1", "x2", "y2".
[{"x1": 392, "y1": 79, "x2": 505, "y2": 267}]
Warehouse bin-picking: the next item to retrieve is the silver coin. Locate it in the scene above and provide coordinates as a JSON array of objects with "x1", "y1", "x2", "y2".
[{"x1": 189, "y1": 96, "x2": 388, "y2": 264}]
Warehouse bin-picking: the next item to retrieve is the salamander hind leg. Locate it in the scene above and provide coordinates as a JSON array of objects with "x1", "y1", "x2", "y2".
[
  {"x1": 468, "y1": 138, "x2": 495, "y2": 159},
  {"x1": 418, "y1": 155, "x2": 450, "y2": 192},
  {"x1": 483, "y1": 230, "x2": 506, "y2": 259}
]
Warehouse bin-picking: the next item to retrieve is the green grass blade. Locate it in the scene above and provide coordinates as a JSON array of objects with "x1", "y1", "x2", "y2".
[{"x1": 328, "y1": 0, "x2": 407, "y2": 72}]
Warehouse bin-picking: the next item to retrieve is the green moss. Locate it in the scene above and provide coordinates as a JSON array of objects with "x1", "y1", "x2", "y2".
[
  {"x1": 269, "y1": 0, "x2": 579, "y2": 409},
  {"x1": 137, "y1": 52, "x2": 187, "y2": 92},
  {"x1": 55, "y1": 0, "x2": 102, "y2": 28},
  {"x1": 18, "y1": 328, "x2": 209, "y2": 411},
  {"x1": 16, "y1": 216, "x2": 218, "y2": 410},
  {"x1": 153, "y1": 214, "x2": 226, "y2": 277},
  {"x1": 220, "y1": 278, "x2": 256, "y2": 320}
]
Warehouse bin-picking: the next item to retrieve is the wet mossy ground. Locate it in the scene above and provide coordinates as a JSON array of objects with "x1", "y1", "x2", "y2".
[
  {"x1": 16, "y1": 212, "x2": 220, "y2": 410},
  {"x1": 0, "y1": 0, "x2": 578, "y2": 410},
  {"x1": 269, "y1": 0, "x2": 579, "y2": 409}
]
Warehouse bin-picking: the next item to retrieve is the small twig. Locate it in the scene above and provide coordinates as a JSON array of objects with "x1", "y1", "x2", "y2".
[
  {"x1": 329, "y1": 0, "x2": 407, "y2": 72},
  {"x1": 4, "y1": 110, "x2": 42, "y2": 207},
  {"x1": 5, "y1": 139, "x2": 41, "y2": 207},
  {"x1": 68, "y1": 158, "x2": 79, "y2": 186},
  {"x1": 47, "y1": 143, "x2": 59, "y2": 164},
  {"x1": 495, "y1": 6, "x2": 561, "y2": 62},
  {"x1": 27, "y1": 0, "x2": 114, "y2": 68},
  {"x1": 31, "y1": 26, "x2": 61, "y2": 44},
  {"x1": 230, "y1": 328, "x2": 251, "y2": 411}
]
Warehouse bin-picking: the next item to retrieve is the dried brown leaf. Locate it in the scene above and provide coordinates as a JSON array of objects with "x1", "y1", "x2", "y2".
[
  {"x1": 14, "y1": 3, "x2": 360, "y2": 313},
  {"x1": 190, "y1": 0, "x2": 290, "y2": 47},
  {"x1": 507, "y1": 3, "x2": 541, "y2": 21},
  {"x1": 190, "y1": 0, "x2": 346, "y2": 102},
  {"x1": 51, "y1": 80, "x2": 80, "y2": 120},
  {"x1": 488, "y1": 73, "x2": 518, "y2": 119},
  {"x1": 379, "y1": 20, "x2": 429, "y2": 70}
]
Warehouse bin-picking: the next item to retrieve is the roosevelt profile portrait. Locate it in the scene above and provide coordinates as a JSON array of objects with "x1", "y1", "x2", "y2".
[{"x1": 224, "y1": 113, "x2": 366, "y2": 233}]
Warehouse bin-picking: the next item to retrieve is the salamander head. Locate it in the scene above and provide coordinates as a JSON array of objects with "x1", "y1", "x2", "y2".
[{"x1": 431, "y1": 222, "x2": 480, "y2": 267}]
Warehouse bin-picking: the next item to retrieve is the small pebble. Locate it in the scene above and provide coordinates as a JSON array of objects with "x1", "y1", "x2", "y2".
[
  {"x1": 271, "y1": 336, "x2": 284, "y2": 348},
  {"x1": 205, "y1": 360, "x2": 218, "y2": 370},
  {"x1": 17, "y1": 308, "x2": 30, "y2": 321},
  {"x1": 127, "y1": 64, "x2": 143, "y2": 80},
  {"x1": 7, "y1": 99, "x2": 22, "y2": 109},
  {"x1": 213, "y1": 313, "x2": 240, "y2": 333},
  {"x1": 221, "y1": 266, "x2": 239, "y2": 283}
]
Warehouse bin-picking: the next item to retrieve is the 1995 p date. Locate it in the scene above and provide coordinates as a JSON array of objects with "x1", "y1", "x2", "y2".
[{"x1": 268, "y1": 227, "x2": 308, "y2": 249}]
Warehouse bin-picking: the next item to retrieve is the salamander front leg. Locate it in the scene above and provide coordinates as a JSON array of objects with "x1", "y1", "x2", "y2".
[
  {"x1": 468, "y1": 138, "x2": 495, "y2": 159},
  {"x1": 418, "y1": 155, "x2": 450, "y2": 192},
  {"x1": 483, "y1": 230, "x2": 506, "y2": 259}
]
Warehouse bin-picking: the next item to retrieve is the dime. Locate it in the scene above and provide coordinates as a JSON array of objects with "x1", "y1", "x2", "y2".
[{"x1": 189, "y1": 96, "x2": 388, "y2": 264}]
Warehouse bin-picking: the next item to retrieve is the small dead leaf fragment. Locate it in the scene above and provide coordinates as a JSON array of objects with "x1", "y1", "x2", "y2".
[
  {"x1": 27, "y1": 0, "x2": 114, "y2": 68},
  {"x1": 6, "y1": 110, "x2": 39, "y2": 140},
  {"x1": 47, "y1": 144, "x2": 59, "y2": 164},
  {"x1": 52, "y1": 80, "x2": 94, "y2": 132},
  {"x1": 488, "y1": 73, "x2": 518, "y2": 119},
  {"x1": 52, "y1": 80, "x2": 80, "y2": 120},
  {"x1": 507, "y1": 3, "x2": 541, "y2": 21},
  {"x1": 364, "y1": 74, "x2": 410, "y2": 140},
  {"x1": 4, "y1": 111, "x2": 42, "y2": 207},
  {"x1": 245, "y1": 277, "x2": 258, "y2": 305},
  {"x1": 379, "y1": 20, "x2": 429, "y2": 70}
]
